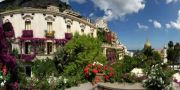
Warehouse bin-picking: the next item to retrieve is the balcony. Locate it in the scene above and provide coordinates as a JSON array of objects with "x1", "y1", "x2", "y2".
[
  {"x1": 22, "y1": 30, "x2": 33, "y2": 38},
  {"x1": 104, "y1": 32, "x2": 112, "y2": 43},
  {"x1": 45, "y1": 30, "x2": 55, "y2": 38},
  {"x1": 4, "y1": 31, "x2": 14, "y2": 38},
  {"x1": 21, "y1": 54, "x2": 36, "y2": 62},
  {"x1": 65, "y1": 33, "x2": 72, "y2": 40}
]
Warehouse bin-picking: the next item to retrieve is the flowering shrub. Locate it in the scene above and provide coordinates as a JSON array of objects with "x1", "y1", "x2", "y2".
[
  {"x1": 172, "y1": 73, "x2": 180, "y2": 86},
  {"x1": 143, "y1": 64, "x2": 171, "y2": 90},
  {"x1": 84, "y1": 62, "x2": 113, "y2": 83},
  {"x1": 103, "y1": 65, "x2": 113, "y2": 82},
  {"x1": 4, "y1": 31, "x2": 14, "y2": 38},
  {"x1": 84, "y1": 63, "x2": 103, "y2": 81},
  {"x1": 0, "y1": 65, "x2": 10, "y2": 87}
]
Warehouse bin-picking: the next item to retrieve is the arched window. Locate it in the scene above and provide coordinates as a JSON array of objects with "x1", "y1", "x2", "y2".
[
  {"x1": 67, "y1": 24, "x2": 71, "y2": 33},
  {"x1": 25, "y1": 19, "x2": 31, "y2": 30},
  {"x1": 80, "y1": 24, "x2": 85, "y2": 33},
  {"x1": 47, "y1": 22, "x2": 53, "y2": 32}
]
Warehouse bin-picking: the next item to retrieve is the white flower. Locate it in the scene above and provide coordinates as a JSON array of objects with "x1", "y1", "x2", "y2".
[
  {"x1": 131, "y1": 68, "x2": 144, "y2": 77},
  {"x1": 93, "y1": 61, "x2": 103, "y2": 66},
  {"x1": 1, "y1": 82, "x2": 4, "y2": 86},
  {"x1": 3, "y1": 80, "x2": 6, "y2": 83},
  {"x1": 63, "y1": 78, "x2": 68, "y2": 84},
  {"x1": 0, "y1": 76, "x2": 3, "y2": 79},
  {"x1": 172, "y1": 73, "x2": 180, "y2": 83}
]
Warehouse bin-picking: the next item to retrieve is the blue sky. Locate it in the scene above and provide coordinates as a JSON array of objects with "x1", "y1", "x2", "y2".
[{"x1": 65, "y1": 0, "x2": 180, "y2": 50}]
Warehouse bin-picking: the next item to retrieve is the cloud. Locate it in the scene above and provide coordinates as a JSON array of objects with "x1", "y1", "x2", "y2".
[
  {"x1": 148, "y1": 19, "x2": 153, "y2": 22},
  {"x1": 153, "y1": 21, "x2": 162, "y2": 29},
  {"x1": 60, "y1": 0, "x2": 86, "y2": 4},
  {"x1": 166, "y1": 10, "x2": 180, "y2": 30},
  {"x1": 60, "y1": 0, "x2": 69, "y2": 4},
  {"x1": 149, "y1": 19, "x2": 162, "y2": 29},
  {"x1": 0, "y1": 0, "x2": 4, "y2": 2},
  {"x1": 91, "y1": 0, "x2": 145, "y2": 21},
  {"x1": 137, "y1": 22, "x2": 149, "y2": 31},
  {"x1": 71, "y1": 0, "x2": 86, "y2": 4},
  {"x1": 89, "y1": 13, "x2": 94, "y2": 17},
  {"x1": 166, "y1": 0, "x2": 180, "y2": 4}
]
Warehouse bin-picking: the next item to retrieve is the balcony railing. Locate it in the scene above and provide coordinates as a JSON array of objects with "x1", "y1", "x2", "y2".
[
  {"x1": 65, "y1": 33, "x2": 72, "y2": 40},
  {"x1": 22, "y1": 30, "x2": 33, "y2": 38},
  {"x1": 45, "y1": 30, "x2": 55, "y2": 38},
  {"x1": 21, "y1": 54, "x2": 36, "y2": 62},
  {"x1": 4, "y1": 31, "x2": 14, "y2": 38}
]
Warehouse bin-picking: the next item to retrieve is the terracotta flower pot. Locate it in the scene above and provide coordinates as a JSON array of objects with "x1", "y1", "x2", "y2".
[{"x1": 96, "y1": 73, "x2": 104, "y2": 82}]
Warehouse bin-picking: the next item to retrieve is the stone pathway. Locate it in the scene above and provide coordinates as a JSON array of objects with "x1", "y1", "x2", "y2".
[
  {"x1": 66, "y1": 82, "x2": 180, "y2": 90},
  {"x1": 97, "y1": 83, "x2": 146, "y2": 90},
  {"x1": 66, "y1": 82, "x2": 97, "y2": 90}
]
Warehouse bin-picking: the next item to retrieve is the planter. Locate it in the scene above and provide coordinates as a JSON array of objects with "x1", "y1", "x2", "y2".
[
  {"x1": 21, "y1": 54, "x2": 36, "y2": 62},
  {"x1": 45, "y1": 30, "x2": 55, "y2": 38},
  {"x1": 65, "y1": 33, "x2": 72, "y2": 40},
  {"x1": 95, "y1": 73, "x2": 104, "y2": 82},
  {"x1": 22, "y1": 30, "x2": 33, "y2": 38},
  {"x1": 4, "y1": 31, "x2": 14, "y2": 38}
]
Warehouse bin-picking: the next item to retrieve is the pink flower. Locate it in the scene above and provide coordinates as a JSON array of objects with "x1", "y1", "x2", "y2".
[{"x1": 2, "y1": 65, "x2": 7, "y2": 75}]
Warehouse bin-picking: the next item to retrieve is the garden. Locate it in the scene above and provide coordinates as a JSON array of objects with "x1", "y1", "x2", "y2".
[
  {"x1": 14, "y1": 35, "x2": 180, "y2": 90},
  {"x1": 0, "y1": 23, "x2": 180, "y2": 90}
]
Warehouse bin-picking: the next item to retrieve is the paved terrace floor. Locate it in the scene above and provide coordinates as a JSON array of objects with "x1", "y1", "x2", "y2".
[{"x1": 66, "y1": 82, "x2": 180, "y2": 90}]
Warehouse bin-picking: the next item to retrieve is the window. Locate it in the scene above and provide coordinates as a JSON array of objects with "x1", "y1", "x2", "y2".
[
  {"x1": 24, "y1": 42, "x2": 31, "y2": 54},
  {"x1": 47, "y1": 22, "x2": 52, "y2": 32},
  {"x1": 47, "y1": 42, "x2": 53, "y2": 54},
  {"x1": 81, "y1": 29, "x2": 84, "y2": 33},
  {"x1": 25, "y1": 20, "x2": 31, "y2": 30},
  {"x1": 67, "y1": 25, "x2": 71, "y2": 33},
  {"x1": 25, "y1": 66, "x2": 31, "y2": 77},
  {"x1": 91, "y1": 33, "x2": 93, "y2": 37}
]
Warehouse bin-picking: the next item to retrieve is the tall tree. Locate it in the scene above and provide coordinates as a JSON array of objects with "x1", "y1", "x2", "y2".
[{"x1": 168, "y1": 41, "x2": 174, "y2": 49}]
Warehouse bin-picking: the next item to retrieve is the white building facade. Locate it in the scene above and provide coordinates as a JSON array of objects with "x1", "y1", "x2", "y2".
[{"x1": 0, "y1": 6, "x2": 97, "y2": 60}]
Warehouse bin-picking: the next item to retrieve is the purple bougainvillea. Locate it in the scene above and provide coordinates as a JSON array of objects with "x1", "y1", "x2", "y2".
[
  {"x1": 22, "y1": 30, "x2": 33, "y2": 37},
  {"x1": 21, "y1": 54, "x2": 36, "y2": 62},
  {"x1": 0, "y1": 23, "x2": 16, "y2": 67},
  {"x1": 65, "y1": 33, "x2": 72, "y2": 40}
]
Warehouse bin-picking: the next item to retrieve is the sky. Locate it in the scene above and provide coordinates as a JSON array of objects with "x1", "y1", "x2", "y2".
[
  {"x1": 60, "y1": 0, "x2": 180, "y2": 50},
  {"x1": 1, "y1": 0, "x2": 180, "y2": 50}
]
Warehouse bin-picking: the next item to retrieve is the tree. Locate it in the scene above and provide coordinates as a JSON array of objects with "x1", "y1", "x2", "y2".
[
  {"x1": 57, "y1": 33, "x2": 106, "y2": 86},
  {"x1": 168, "y1": 41, "x2": 174, "y2": 49},
  {"x1": 167, "y1": 41, "x2": 180, "y2": 70},
  {"x1": 143, "y1": 46, "x2": 153, "y2": 57},
  {"x1": 53, "y1": 47, "x2": 67, "y2": 73}
]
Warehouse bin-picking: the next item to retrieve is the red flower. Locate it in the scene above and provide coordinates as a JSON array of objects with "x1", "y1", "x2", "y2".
[
  {"x1": 84, "y1": 67, "x2": 89, "y2": 73},
  {"x1": 104, "y1": 75, "x2": 109, "y2": 81},
  {"x1": 109, "y1": 67, "x2": 113, "y2": 71},
  {"x1": 2, "y1": 65, "x2": 7, "y2": 75},
  {"x1": 103, "y1": 65, "x2": 108, "y2": 70},
  {"x1": 84, "y1": 67, "x2": 89, "y2": 77},
  {"x1": 97, "y1": 65, "x2": 101, "y2": 69},
  {"x1": 87, "y1": 64, "x2": 93, "y2": 67},
  {"x1": 92, "y1": 69, "x2": 98, "y2": 74},
  {"x1": 109, "y1": 72, "x2": 113, "y2": 77}
]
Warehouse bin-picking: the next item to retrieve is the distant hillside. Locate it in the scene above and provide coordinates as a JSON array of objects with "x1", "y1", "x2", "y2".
[{"x1": 0, "y1": 0, "x2": 71, "y2": 12}]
